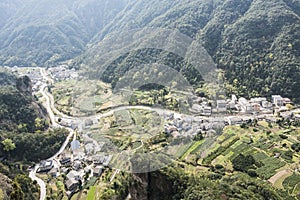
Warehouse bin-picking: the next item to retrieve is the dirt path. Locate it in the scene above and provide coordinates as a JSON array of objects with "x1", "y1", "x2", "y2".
[{"x1": 268, "y1": 169, "x2": 293, "y2": 189}]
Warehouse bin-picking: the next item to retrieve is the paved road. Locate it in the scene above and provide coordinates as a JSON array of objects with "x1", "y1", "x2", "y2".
[
  {"x1": 29, "y1": 70, "x2": 75, "y2": 200},
  {"x1": 65, "y1": 104, "x2": 300, "y2": 130},
  {"x1": 40, "y1": 69, "x2": 73, "y2": 120},
  {"x1": 30, "y1": 67, "x2": 300, "y2": 200},
  {"x1": 39, "y1": 84, "x2": 56, "y2": 126},
  {"x1": 29, "y1": 165, "x2": 46, "y2": 200},
  {"x1": 50, "y1": 127, "x2": 74, "y2": 160}
]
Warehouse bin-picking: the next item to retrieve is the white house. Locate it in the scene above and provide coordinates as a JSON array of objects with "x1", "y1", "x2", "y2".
[
  {"x1": 239, "y1": 98, "x2": 252, "y2": 113},
  {"x1": 272, "y1": 95, "x2": 283, "y2": 107},
  {"x1": 217, "y1": 100, "x2": 227, "y2": 112}
]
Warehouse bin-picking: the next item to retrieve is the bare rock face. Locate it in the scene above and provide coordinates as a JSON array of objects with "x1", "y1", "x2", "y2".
[
  {"x1": 129, "y1": 171, "x2": 175, "y2": 200},
  {"x1": 16, "y1": 75, "x2": 32, "y2": 95},
  {"x1": 0, "y1": 173, "x2": 13, "y2": 200},
  {"x1": 129, "y1": 173, "x2": 148, "y2": 200}
]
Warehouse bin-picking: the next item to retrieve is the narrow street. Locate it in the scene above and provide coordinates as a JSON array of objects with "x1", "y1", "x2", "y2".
[
  {"x1": 29, "y1": 69, "x2": 75, "y2": 200},
  {"x1": 29, "y1": 67, "x2": 300, "y2": 200}
]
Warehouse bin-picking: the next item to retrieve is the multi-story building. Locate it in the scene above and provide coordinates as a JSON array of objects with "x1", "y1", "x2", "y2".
[
  {"x1": 239, "y1": 98, "x2": 252, "y2": 113},
  {"x1": 272, "y1": 95, "x2": 284, "y2": 107}
]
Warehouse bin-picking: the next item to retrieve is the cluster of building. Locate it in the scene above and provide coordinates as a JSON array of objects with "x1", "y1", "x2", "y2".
[
  {"x1": 217, "y1": 95, "x2": 292, "y2": 114},
  {"x1": 189, "y1": 96, "x2": 212, "y2": 116},
  {"x1": 37, "y1": 138, "x2": 111, "y2": 197},
  {"x1": 189, "y1": 94, "x2": 293, "y2": 116},
  {"x1": 7, "y1": 67, "x2": 44, "y2": 92},
  {"x1": 163, "y1": 113, "x2": 225, "y2": 139},
  {"x1": 48, "y1": 65, "x2": 78, "y2": 81}
]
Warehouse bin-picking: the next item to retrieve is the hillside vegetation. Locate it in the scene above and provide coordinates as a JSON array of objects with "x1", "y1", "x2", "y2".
[
  {"x1": 0, "y1": 0, "x2": 127, "y2": 67},
  {"x1": 127, "y1": 165, "x2": 294, "y2": 200},
  {"x1": 0, "y1": 70, "x2": 68, "y2": 200},
  {"x1": 83, "y1": 0, "x2": 300, "y2": 100},
  {"x1": 0, "y1": 70, "x2": 47, "y2": 132},
  {"x1": 0, "y1": 0, "x2": 299, "y2": 100}
]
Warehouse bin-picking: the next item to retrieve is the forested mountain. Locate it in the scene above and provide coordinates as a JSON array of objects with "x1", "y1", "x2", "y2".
[
  {"x1": 0, "y1": 70, "x2": 69, "y2": 200},
  {"x1": 0, "y1": 0, "x2": 127, "y2": 67},
  {"x1": 0, "y1": 70, "x2": 47, "y2": 132},
  {"x1": 0, "y1": 0, "x2": 27, "y2": 28},
  {"x1": 0, "y1": 70, "x2": 67, "y2": 162},
  {"x1": 0, "y1": 0, "x2": 299, "y2": 100},
  {"x1": 83, "y1": 0, "x2": 300, "y2": 100}
]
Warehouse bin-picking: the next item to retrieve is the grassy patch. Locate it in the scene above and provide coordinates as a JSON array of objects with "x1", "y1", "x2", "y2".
[
  {"x1": 180, "y1": 140, "x2": 205, "y2": 159},
  {"x1": 283, "y1": 173, "x2": 300, "y2": 196},
  {"x1": 255, "y1": 157, "x2": 286, "y2": 179},
  {"x1": 87, "y1": 186, "x2": 96, "y2": 200},
  {"x1": 212, "y1": 151, "x2": 234, "y2": 166}
]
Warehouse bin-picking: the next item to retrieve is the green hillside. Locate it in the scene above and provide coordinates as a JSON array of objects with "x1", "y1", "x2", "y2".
[
  {"x1": 0, "y1": 0, "x2": 127, "y2": 67},
  {"x1": 0, "y1": 70, "x2": 47, "y2": 132},
  {"x1": 83, "y1": 0, "x2": 300, "y2": 100},
  {"x1": 0, "y1": 0, "x2": 299, "y2": 99},
  {"x1": 0, "y1": 70, "x2": 69, "y2": 200},
  {"x1": 0, "y1": 0, "x2": 27, "y2": 28}
]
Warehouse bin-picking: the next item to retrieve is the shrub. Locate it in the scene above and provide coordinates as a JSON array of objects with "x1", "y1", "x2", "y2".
[
  {"x1": 247, "y1": 169, "x2": 258, "y2": 177},
  {"x1": 279, "y1": 134, "x2": 288, "y2": 139}
]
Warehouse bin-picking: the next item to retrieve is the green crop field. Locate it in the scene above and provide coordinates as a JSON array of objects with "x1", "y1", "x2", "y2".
[
  {"x1": 181, "y1": 140, "x2": 205, "y2": 159},
  {"x1": 87, "y1": 186, "x2": 96, "y2": 200},
  {"x1": 283, "y1": 174, "x2": 300, "y2": 195}
]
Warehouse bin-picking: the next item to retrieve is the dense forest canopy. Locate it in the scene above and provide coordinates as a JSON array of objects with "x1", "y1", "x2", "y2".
[{"x1": 0, "y1": 0, "x2": 299, "y2": 99}]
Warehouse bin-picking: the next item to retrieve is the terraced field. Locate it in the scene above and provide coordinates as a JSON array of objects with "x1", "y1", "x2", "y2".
[{"x1": 181, "y1": 122, "x2": 300, "y2": 196}]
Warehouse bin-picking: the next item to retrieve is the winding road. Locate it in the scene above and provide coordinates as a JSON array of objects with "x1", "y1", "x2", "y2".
[
  {"x1": 29, "y1": 70, "x2": 75, "y2": 200},
  {"x1": 29, "y1": 166, "x2": 46, "y2": 200},
  {"x1": 29, "y1": 68, "x2": 300, "y2": 200}
]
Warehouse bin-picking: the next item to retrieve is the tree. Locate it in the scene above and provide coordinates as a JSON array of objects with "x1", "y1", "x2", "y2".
[
  {"x1": 291, "y1": 143, "x2": 300, "y2": 152},
  {"x1": 1, "y1": 139, "x2": 16, "y2": 152},
  {"x1": 247, "y1": 169, "x2": 258, "y2": 177},
  {"x1": 35, "y1": 118, "x2": 46, "y2": 131},
  {"x1": 232, "y1": 154, "x2": 255, "y2": 172},
  {"x1": 10, "y1": 182, "x2": 24, "y2": 200},
  {"x1": 193, "y1": 132, "x2": 203, "y2": 141},
  {"x1": 17, "y1": 124, "x2": 28, "y2": 133}
]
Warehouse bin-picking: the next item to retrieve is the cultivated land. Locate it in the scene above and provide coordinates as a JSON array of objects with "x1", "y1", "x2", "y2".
[{"x1": 9, "y1": 66, "x2": 300, "y2": 200}]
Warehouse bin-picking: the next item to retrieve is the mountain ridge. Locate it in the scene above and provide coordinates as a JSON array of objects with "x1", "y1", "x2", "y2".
[{"x1": 0, "y1": 0, "x2": 299, "y2": 100}]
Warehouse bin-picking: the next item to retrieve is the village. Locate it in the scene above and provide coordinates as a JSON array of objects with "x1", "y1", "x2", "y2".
[
  {"x1": 190, "y1": 93, "x2": 294, "y2": 116},
  {"x1": 35, "y1": 92, "x2": 299, "y2": 197},
  {"x1": 6, "y1": 66, "x2": 300, "y2": 198},
  {"x1": 36, "y1": 134, "x2": 112, "y2": 197}
]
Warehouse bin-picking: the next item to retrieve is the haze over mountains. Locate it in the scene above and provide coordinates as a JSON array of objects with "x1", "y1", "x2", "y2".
[
  {"x1": 0, "y1": 0, "x2": 299, "y2": 99},
  {"x1": 0, "y1": 0, "x2": 128, "y2": 66},
  {"x1": 1, "y1": 1, "x2": 300, "y2": 199}
]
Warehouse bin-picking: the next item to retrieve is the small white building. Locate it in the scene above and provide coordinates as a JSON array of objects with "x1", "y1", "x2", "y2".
[
  {"x1": 272, "y1": 95, "x2": 283, "y2": 107},
  {"x1": 283, "y1": 98, "x2": 292, "y2": 105},
  {"x1": 191, "y1": 104, "x2": 202, "y2": 113},
  {"x1": 93, "y1": 166, "x2": 104, "y2": 177},
  {"x1": 66, "y1": 170, "x2": 82, "y2": 181},
  {"x1": 250, "y1": 97, "x2": 267, "y2": 105},
  {"x1": 239, "y1": 98, "x2": 252, "y2": 113},
  {"x1": 65, "y1": 179, "x2": 78, "y2": 191},
  {"x1": 262, "y1": 100, "x2": 272, "y2": 109},
  {"x1": 38, "y1": 160, "x2": 54, "y2": 172},
  {"x1": 217, "y1": 100, "x2": 227, "y2": 112},
  {"x1": 231, "y1": 95, "x2": 238, "y2": 103},
  {"x1": 203, "y1": 106, "x2": 212, "y2": 116}
]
